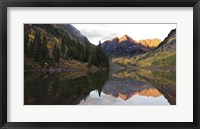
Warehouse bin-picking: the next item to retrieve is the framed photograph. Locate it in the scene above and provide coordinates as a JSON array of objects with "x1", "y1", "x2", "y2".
[{"x1": 0, "y1": 0, "x2": 199, "y2": 128}]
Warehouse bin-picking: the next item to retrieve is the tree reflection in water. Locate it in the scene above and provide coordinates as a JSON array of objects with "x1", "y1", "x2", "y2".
[{"x1": 24, "y1": 69, "x2": 176, "y2": 105}]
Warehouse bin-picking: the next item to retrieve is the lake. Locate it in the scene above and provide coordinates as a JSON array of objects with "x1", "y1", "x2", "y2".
[{"x1": 24, "y1": 69, "x2": 176, "y2": 105}]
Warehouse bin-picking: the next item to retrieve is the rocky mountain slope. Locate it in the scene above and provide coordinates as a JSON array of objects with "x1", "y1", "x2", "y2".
[
  {"x1": 112, "y1": 29, "x2": 176, "y2": 68},
  {"x1": 137, "y1": 29, "x2": 176, "y2": 67},
  {"x1": 138, "y1": 38, "x2": 161, "y2": 47},
  {"x1": 59, "y1": 24, "x2": 89, "y2": 44},
  {"x1": 102, "y1": 35, "x2": 153, "y2": 57}
]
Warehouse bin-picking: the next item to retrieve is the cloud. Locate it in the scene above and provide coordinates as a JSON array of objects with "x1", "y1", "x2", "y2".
[
  {"x1": 79, "y1": 29, "x2": 104, "y2": 38},
  {"x1": 102, "y1": 32, "x2": 118, "y2": 39},
  {"x1": 72, "y1": 24, "x2": 176, "y2": 45},
  {"x1": 79, "y1": 28, "x2": 118, "y2": 44}
]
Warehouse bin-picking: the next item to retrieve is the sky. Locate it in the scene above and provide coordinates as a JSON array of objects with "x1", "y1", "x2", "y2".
[{"x1": 72, "y1": 24, "x2": 176, "y2": 45}]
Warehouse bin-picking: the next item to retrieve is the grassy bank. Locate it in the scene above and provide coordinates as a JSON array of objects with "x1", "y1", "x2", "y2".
[
  {"x1": 24, "y1": 58, "x2": 106, "y2": 74},
  {"x1": 112, "y1": 51, "x2": 176, "y2": 70}
]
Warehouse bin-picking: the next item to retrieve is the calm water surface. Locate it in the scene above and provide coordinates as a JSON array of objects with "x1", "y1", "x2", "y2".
[{"x1": 24, "y1": 69, "x2": 176, "y2": 105}]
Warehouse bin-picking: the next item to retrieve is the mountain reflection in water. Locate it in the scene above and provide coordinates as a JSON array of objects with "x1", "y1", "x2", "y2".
[{"x1": 24, "y1": 69, "x2": 176, "y2": 105}]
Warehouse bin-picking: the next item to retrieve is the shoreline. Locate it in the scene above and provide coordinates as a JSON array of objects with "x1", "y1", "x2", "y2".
[{"x1": 24, "y1": 66, "x2": 109, "y2": 74}]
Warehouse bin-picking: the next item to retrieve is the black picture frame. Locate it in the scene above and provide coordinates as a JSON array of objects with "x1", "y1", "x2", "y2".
[{"x1": 0, "y1": 0, "x2": 199, "y2": 129}]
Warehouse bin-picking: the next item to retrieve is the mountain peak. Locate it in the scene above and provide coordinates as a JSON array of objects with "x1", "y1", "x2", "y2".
[
  {"x1": 138, "y1": 38, "x2": 162, "y2": 47},
  {"x1": 119, "y1": 35, "x2": 136, "y2": 43},
  {"x1": 110, "y1": 37, "x2": 119, "y2": 41}
]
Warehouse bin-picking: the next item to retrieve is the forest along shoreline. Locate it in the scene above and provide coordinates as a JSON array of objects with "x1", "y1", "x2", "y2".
[
  {"x1": 24, "y1": 60, "x2": 109, "y2": 80},
  {"x1": 24, "y1": 24, "x2": 109, "y2": 77},
  {"x1": 24, "y1": 58, "x2": 109, "y2": 79},
  {"x1": 25, "y1": 59, "x2": 108, "y2": 73}
]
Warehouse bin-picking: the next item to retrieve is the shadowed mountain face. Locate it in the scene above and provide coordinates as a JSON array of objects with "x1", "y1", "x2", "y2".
[
  {"x1": 26, "y1": 24, "x2": 91, "y2": 46},
  {"x1": 102, "y1": 35, "x2": 152, "y2": 57},
  {"x1": 154, "y1": 29, "x2": 176, "y2": 52},
  {"x1": 58, "y1": 24, "x2": 90, "y2": 44}
]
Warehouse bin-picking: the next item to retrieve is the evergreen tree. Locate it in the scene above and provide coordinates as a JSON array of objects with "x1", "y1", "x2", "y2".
[
  {"x1": 33, "y1": 32, "x2": 42, "y2": 62},
  {"x1": 87, "y1": 55, "x2": 93, "y2": 68},
  {"x1": 96, "y1": 42, "x2": 103, "y2": 66},
  {"x1": 65, "y1": 47, "x2": 69, "y2": 60},
  {"x1": 91, "y1": 48, "x2": 97, "y2": 66},
  {"x1": 24, "y1": 29, "x2": 29, "y2": 57},
  {"x1": 67, "y1": 47, "x2": 73, "y2": 60},
  {"x1": 94, "y1": 41, "x2": 109, "y2": 67},
  {"x1": 29, "y1": 39, "x2": 34, "y2": 57},
  {"x1": 41, "y1": 36, "x2": 49, "y2": 63},
  {"x1": 79, "y1": 45, "x2": 84, "y2": 62},
  {"x1": 61, "y1": 38, "x2": 66, "y2": 57},
  {"x1": 83, "y1": 37, "x2": 90, "y2": 62},
  {"x1": 76, "y1": 42, "x2": 82, "y2": 60},
  {"x1": 53, "y1": 45, "x2": 60, "y2": 63}
]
